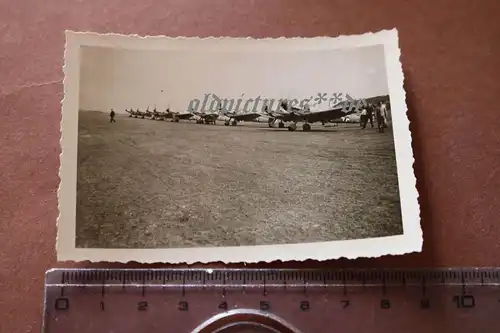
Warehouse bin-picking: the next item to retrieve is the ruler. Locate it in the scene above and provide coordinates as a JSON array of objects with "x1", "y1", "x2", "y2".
[{"x1": 43, "y1": 268, "x2": 500, "y2": 332}]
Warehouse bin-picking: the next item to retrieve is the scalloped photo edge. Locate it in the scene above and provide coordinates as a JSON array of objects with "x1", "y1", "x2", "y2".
[{"x1": 57, "y1": 29, "x2": 421, "y2": 263}]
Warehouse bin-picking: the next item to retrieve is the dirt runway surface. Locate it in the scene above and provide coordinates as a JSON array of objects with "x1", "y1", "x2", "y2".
[{"x1": 75, "y1": 111, "x2": 403, "y2": 248}]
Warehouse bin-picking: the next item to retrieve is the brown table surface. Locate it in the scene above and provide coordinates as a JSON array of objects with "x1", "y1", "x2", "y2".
[{"x1": 1, "y1": 1, "x2": 499, "y2": 332}]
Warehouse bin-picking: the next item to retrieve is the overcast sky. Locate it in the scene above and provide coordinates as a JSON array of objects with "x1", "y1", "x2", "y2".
[{"x1": 79, "y1": 44, "x2": 389, "y2": 113}]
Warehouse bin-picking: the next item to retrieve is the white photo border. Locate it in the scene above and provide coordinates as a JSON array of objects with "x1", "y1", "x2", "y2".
[{"x1": 57, "y1": 29, "x2": 421, "y2": 263}]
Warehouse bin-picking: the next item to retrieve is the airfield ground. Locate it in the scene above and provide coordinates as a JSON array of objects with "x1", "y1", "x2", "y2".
[{"x1": 76, "y1": 111, "x2": 403, "y2": 248}]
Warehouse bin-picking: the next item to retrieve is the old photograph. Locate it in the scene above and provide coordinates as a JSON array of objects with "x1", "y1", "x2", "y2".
[{"x1": 57, "y1": 30, "x2": 421, "y2": 263}]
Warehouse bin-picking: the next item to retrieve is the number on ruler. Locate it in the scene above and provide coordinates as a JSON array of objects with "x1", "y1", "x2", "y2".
[
  {"x1": 54, "y1": 298, "x2": 69, "y2": 311},
  {"x1": 452, "y1": 295, "x2": 475, "y2": 308}
]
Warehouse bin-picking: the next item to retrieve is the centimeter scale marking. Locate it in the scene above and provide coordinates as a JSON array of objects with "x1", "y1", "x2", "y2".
[{"x1": 43, "y1": 268, "x2": 500, "y2": 333}]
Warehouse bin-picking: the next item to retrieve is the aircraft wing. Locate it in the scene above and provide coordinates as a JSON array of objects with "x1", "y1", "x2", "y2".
[
  {"x1": 200, "y1": 113, "x2": 219, "y2": 120},
  {"x1": 178, "y1": 113, "x2": 194, "y2": 119},
  {"x1": 302, "y1": 107, "x2": 354, "y2": 123},
  {"x1": 268, "y1": 110, "x2": 305, "y2": 122},
  {"x1": 231, "y1": 113, "x2": 262, "y2": 121},
  {"x1": 198, "y1": 112, "x2": 216, "y2": 117}
]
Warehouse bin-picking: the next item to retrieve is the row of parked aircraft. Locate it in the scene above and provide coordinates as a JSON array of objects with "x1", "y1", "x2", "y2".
[{"x1": 124, "y1": 100, "x2": 363, "y2": 132}]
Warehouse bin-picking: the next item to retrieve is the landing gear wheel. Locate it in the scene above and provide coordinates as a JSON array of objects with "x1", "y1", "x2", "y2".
[
  {"x1": 278, "y1": 122, "x2": 285, "y2": 128},
  {"x1": 288, "y1": 123, "x2": 297, "y2": 132},
  {"x1": 224, "y1": 121, "x2": 230, "y2": 126},
  {"x1": 302, "y1": 123, "x2": 311, "y2": 132},
  {"x1": 231, "y1": 119, "x2": 237, "y2": 126}
]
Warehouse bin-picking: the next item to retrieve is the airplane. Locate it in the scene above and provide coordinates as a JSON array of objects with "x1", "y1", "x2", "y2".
[
  {"x1": 193, "y1": 111, "x2": 219, "y2": 124},
  {"x1": 125, "y1": 109, "x2": 137, "y2": 117},
  {"x1": 125, "y1": 108, "x2": 147, "y2": 119},
  {"x1": 151, "y1": 108, "x2": 173, "y2": 121},
  {"x1": 218, "y1": 108, "x2": 263, "y2": 126},
  {"x1": 264, "y1": 101, "x2": 306, "y2": 127},
  {"x1": 141, "y1": 106, "x2": 154, "y2": 119},
  {"x1": 148, "y1": 106, "x2": 176, "y2": 120},
  {"x1": 168, "y1": 110, "x2": 195, "y2": 122},
  {"x1": 150, "y1": 107, "x2": 160, "y2": 120},
  {"x1": 159, "y1": 108, "x2": 174, "y2": 120},
  {"x1": 265, "y1": 99, "x2": 361, "y2": 132}
]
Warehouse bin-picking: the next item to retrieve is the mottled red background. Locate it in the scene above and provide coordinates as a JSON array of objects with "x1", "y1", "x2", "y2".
[{"x1": 1, "y1": 0, "x2": 499, "y2": 332}]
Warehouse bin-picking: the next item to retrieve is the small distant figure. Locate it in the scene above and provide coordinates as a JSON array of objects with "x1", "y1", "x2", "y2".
[
  {"x1": 380, "y1": 102, "x2": 388, "y2": 121},
  {"x1": 375, "y1": 102, "x2": 386, "y2": 133},
  {"x1": 360, "y1": 107, "x2": 367, "y2": 128},
  {"x1": 109, "y1": 109, "x2": 116, "y2": 123},
  {"x1": 366, "y1": 104, "x2": 374, "y2": 128}
]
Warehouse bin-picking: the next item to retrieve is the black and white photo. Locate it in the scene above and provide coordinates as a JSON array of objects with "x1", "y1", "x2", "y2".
[{"x1": 57, "y1": 30, "x2": 421, "y2": 263}]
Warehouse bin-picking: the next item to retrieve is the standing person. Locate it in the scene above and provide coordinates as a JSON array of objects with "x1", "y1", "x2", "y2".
[
  {"x1": 380, "y1": 101, "x2": 388, "y2": 128},
  {"x1": 109, "y1": 109, "x2": 116, "y2": 123},
  {"x1": 375, "y1": 103, "x2": 385, "y2": 133},
  {"x1": 366, "y1": 104, "x2": 374, "y2": 128},
  {"x1": 360, "y1": 107, "x2": 368, "y2": 129}
]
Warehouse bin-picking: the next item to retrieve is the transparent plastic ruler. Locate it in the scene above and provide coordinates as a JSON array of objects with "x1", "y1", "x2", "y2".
[{"x1": 42, "y1": 268, "x2": 500, "y2": 332}]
